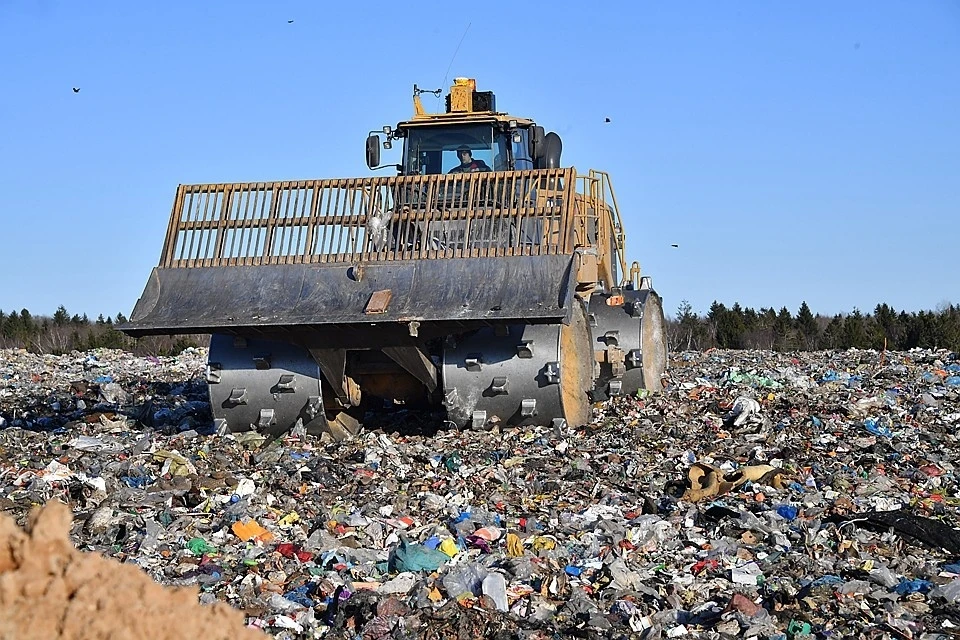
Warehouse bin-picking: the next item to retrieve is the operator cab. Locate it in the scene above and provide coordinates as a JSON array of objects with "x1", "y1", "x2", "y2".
[{"x1": 365, "y1": 78, "x2": 561, "y2": 175}]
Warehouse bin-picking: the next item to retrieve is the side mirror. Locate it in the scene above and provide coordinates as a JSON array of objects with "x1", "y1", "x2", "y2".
[
  {"x1": 528, "y1": 126, "x2": 545, "y2": 160},
  {"x1": 365, "y1": 134, "x2": 381, "y2": 169},
  {"x1": 534, "y1": 132, "x2": 562, "y2": 169}
]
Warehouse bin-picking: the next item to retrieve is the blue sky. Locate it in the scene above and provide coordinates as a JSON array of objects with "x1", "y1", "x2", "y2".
[{"x1": 1, "y1": 1, "x2": 957, "y2": 320}]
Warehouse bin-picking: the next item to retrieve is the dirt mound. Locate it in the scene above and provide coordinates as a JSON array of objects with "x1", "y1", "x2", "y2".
[{"x1": 0, "y1": 501, "x2": 265, "y2": 640}]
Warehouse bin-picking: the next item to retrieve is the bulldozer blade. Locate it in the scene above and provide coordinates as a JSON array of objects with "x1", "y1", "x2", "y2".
[{"x1": 122, "y1": 255, "x2": 577, "y2": 338}]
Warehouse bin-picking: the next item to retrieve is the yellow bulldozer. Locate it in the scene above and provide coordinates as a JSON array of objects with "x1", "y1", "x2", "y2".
[{"x1": 121, "y1": 78, "x2": 667, "y2": 438}]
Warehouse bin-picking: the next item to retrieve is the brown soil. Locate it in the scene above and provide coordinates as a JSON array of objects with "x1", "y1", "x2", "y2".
[{"x1": 0, "y1": 501, "x2": 266, "y2": 640}]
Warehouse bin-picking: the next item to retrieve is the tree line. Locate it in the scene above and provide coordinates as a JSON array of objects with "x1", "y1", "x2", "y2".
[
  {"x1": 1, "y1": 301, "x2": 957, "y2": 355},
  {"x1": 668, "y1": 300, "x2": 960, "y2": 352},
  {"x1": 0, "y1": 306, "x2": 202, "y2": 355}
]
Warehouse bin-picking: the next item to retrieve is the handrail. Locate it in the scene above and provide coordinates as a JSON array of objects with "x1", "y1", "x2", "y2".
[{"x1": 590, "y1": 169, "x2": 628, "y2": 287}]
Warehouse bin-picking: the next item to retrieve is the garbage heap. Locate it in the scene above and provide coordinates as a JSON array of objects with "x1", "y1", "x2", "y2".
[{"x1": 1, "y1": 345, "x2": 960, "y2": 639}]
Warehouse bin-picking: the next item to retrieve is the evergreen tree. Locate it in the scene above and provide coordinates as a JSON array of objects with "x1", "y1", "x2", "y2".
[
  {"x1": 53, "y1": 305, "x2": 70, "y2": 327},
  {"x1": 708, "y1": 301, "x2": 745, "y2": 348},
  {"x1": 707, "y1": 301, "x2": 726, "y2": 348},
  {"x1": 774, "y1": 306, "x2": 796, "y2": 351},
  {"x1": 740, "y1": 306, "x2": 769, "y2": 349},
  {"x1": 2, "y1": 311, "x2": 19, "y2": 339},
  {"x1": 19, "y1": 309, "x2": 35, "y2": 337},
  {"x1": 943, "y1": 304, "x2": 960, "y2": 351},
  {"x1": 724, "y1": 304, "x2": 746, "y2": 348},
  {"x1": 873, "y1": 303, "x2": 900, "y2": 349},
  {"x1": 843, "y1": 309, "x2": 869, "y2": 348},
  {"x1": 916, "y1": 311, "x2": 941, "y2": 348},
  {"x1": 796, "y1": 301, "x2": 819, "y2": 349},
  {"x1": 823, "y1": 315, "x2": 844, "y2": 349}
]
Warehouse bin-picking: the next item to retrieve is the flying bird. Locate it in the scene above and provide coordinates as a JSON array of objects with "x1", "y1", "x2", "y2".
[
  {"x1": 671, "y1": 244, "x2": 679, "y2": 248},
  {"x1": 604, "y1": 117, "x2": 611, "y2": 123},
  {"x1": 72, "y1": 87, "x2": 80, "y2": 93},
  {"x1": 287, "y1": 19, "x2": 294, "y2": 23}
]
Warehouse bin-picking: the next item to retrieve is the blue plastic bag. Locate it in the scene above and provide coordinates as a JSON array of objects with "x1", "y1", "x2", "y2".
[
  {"x1": 284, "y1": 585, "x2": 315, "y2": 607},
  {"x1": 776, "y1": 504, "x2": 798, "y2": 521},
  {"x1": 895, "y1": 578, "x2": 933, "y2": 595},
  {"x1": 864, "y1": 418, "x2": 892, "y2": 438}
]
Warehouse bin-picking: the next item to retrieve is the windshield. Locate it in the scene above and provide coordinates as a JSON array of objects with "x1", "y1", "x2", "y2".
[{"x1": 402, "y1": 124, "x2": 496, "y2": 175}]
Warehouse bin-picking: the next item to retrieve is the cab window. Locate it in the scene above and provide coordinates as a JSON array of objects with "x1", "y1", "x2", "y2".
[{"x1": 403, "y1": 125, "x2": 494, "y2": 175}]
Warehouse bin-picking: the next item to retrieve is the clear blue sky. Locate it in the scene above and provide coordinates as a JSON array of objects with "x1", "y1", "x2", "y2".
[{"x1": 1, "y1": 1, "x2": 957, "y2": 320}]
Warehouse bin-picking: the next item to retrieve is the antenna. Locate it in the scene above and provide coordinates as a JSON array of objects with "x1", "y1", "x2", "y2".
[{"x1": 437, "y1": 22, "x2": 472, "y2": 109}]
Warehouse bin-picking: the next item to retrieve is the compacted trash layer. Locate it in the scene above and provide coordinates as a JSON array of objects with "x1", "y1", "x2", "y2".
[{"x1": 1, "y1": 345, "x2": 960, "y2": 638}]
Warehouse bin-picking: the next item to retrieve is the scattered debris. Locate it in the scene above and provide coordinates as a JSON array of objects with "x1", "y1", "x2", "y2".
[{"x1": 1, "y1": 345, "x2": 960, "y2": 638}]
